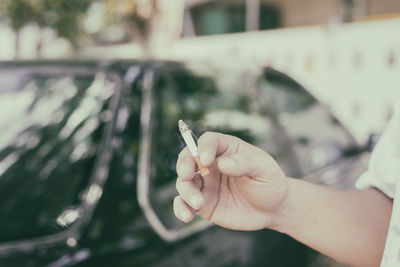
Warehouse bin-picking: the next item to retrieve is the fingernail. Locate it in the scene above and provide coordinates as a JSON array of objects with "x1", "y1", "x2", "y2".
[
  {"x1": 180, "y1": 211, "x2": 190, "y2": 222},
  {"x1": 199, "y1": 152, "x2": 209, "y2": 166},
  {"x1": 178, "y1": 165, "x2": 187, "y2": 176},
  {"x1": 190, "y1": 195, "x2": 203, "y2": 210}
]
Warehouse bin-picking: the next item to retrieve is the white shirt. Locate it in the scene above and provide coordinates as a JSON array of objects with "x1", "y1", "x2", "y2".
[{"x1": 355, "y1": 95, "x2": 400, "y2": 267}]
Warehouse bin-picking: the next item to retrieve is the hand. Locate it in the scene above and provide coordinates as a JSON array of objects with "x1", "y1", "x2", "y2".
[{"x1": 174, "y1": 132, "x2": 289, "y2": 230}]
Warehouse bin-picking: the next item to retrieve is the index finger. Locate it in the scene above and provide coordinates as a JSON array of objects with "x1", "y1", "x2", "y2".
[
  {"x1": 176, "y1": 147, "x2": 196, "y2": 181},
  {"x1": 197, "y1": 132, "x2": 236, "y2": 167}
]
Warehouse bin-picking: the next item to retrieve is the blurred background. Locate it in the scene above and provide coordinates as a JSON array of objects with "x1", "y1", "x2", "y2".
[
  {"x1": 0, "y1": 1, "x2": 400, "y2": 266},
  {"x1": 1, "y1": 0, "x2": 399, "y2": 141}
]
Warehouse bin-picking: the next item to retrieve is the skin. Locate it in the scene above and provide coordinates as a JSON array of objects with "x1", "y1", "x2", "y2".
[{"x1": 174, "y1": 132, "x2": 393, "y2": 267}]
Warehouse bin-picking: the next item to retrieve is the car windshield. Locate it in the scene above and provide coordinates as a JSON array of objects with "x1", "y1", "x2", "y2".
[{"x1": 0, "y1": 67, "x2": 116, "y2": 242}]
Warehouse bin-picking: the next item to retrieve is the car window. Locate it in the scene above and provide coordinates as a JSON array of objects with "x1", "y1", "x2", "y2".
[
  {"x1": 258, "y1": 71, "x2": 316, "y2": 114},
  {"x1": 0, "y1": 68, "x2": 116, "y2": 242},
  {"x1": 258, "y1": 69, "x2": 358, "y2": 173},
  {"x1": 83, "y1": 79, "x2": 147, "y2": 243}
]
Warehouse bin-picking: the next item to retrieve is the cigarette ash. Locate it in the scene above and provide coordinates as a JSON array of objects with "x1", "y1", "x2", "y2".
[{"x1": 178, "y1": 119, "x2": 189, "y2": 133}]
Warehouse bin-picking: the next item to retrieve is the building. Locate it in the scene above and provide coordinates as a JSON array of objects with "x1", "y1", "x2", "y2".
[{"x1": 184, "y1": 0, "x2": 400, "y2": 36}]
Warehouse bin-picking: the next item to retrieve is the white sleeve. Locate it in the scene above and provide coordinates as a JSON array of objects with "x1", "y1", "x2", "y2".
[{"x1": 355, "y1": 96, "x2": 400, "y2": 199}]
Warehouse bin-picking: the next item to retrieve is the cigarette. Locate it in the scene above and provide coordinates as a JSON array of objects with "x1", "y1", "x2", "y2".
[{"x1": 178, "y1": 120, "x2": 210, "y2": 176}]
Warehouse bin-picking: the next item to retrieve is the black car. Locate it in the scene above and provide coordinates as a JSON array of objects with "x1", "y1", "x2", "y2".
[{"x1": 0, "y1": 60, "x2": 369, "y2": 266}]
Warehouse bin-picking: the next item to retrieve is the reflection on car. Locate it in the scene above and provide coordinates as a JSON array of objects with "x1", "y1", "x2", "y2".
[{"x1": 0, "y1": 60, "x2": 369, "y2": 267}]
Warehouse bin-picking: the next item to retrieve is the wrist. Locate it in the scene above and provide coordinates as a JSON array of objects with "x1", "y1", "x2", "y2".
[{"x1": 266, "y1": 177, "x2": 296, "y2": 233}]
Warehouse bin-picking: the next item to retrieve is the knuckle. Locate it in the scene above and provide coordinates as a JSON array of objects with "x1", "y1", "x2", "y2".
[
  {"x1": 176, "y1": 159, "x2": 186, "y2": 174},
  {"x1": 178, "y1": 147, "x2": 189, "y2": 159},
  {"x1": 176, "y1": 179, "x2": 189, "y2": 196},
  {"x1": 230, "y1": 135, "x2": 241, "y2": 143},
  {"x1": 198, "y1": 131, "x2": 215, "y2": 143},
  {"x1": 176, "y1": 178, "x2": 182, "y2": 191}
]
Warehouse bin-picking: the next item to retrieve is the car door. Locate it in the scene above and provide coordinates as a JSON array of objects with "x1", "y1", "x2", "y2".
[{"x1": 136, "y1": 63, "x2": 313, "y2": 267}]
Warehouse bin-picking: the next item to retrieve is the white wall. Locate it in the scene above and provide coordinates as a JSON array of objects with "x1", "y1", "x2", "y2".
[{"x1": 172, "y1": 18, "x2": 400, "y2": 143}]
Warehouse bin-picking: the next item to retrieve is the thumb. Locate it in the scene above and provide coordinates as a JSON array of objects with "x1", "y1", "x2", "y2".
[{"x1": 217, "y1": 151, "x2": 279, "y2": 179}]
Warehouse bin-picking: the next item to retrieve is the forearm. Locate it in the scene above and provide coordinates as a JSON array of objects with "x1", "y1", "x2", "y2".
[{"x1": 271, "y1": 178, "x2": 393, "y2": 267}]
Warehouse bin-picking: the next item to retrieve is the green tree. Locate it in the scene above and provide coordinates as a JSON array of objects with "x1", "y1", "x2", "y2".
[
  {"x1": 0, "y1": 0, "x2": 185, "y2": 58},
  {"x1": 0, "y1": 0, "x2": 92, "y2": 57},
  {"x1": 106, "y1": 0, "x2": 185, "y2": 57}
]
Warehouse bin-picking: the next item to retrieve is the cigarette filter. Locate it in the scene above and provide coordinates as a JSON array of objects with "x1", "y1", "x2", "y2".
[{"x1": 178, "y1": 120, "x2": 210, "y2": 176}]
